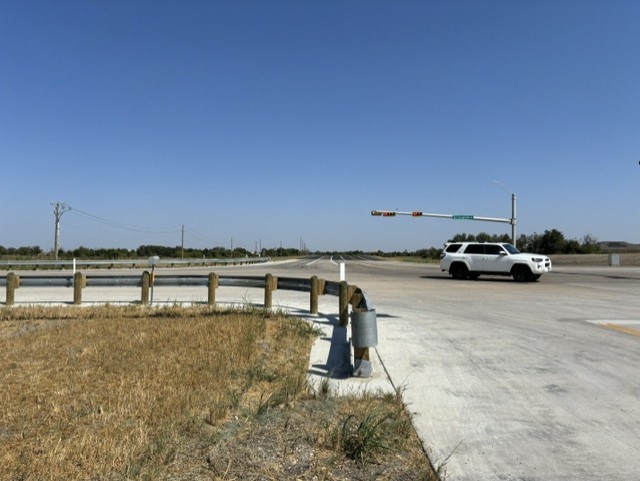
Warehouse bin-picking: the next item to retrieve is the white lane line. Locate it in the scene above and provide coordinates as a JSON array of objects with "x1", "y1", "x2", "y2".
[
  {"x1": 305, "y1": 256, "x2": 324, "y2": 266},
  {"x1": 586, "y1": 320, "x2": 640, "y2": 337},
  {"x1": 586, "y1": 320, "x2": 640, "y2": 326}
]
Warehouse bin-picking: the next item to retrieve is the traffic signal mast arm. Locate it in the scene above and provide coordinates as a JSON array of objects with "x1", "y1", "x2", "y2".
[{"x1": 371, "y1": 210, "x2": 512, "y2": 225}]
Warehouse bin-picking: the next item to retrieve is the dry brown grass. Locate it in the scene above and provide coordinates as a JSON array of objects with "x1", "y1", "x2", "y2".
[{"x1": 0, "y1": 306, "x2": 436, "y2": 481}]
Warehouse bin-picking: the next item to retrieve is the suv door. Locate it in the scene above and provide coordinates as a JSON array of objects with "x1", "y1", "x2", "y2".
[
  {"x1": 483, "y1": 244, "x2": 509, "y2": 273},
  {"x1": 461, "y1": 244, "x2": 485, "y2": 272}
]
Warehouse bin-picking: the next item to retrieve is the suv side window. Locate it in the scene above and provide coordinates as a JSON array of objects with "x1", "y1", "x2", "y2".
[
  {"x1": 485, "y1": 244, "x2": 504, "y2": 255},
  {"x1": 463, "y1": 244, "x2": 485, "y2": 254},
  {"x1": 445, "y1": 243, "x2": 462, "y2": 253}
]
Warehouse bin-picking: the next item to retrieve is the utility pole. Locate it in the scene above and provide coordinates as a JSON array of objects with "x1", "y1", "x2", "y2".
[
  {"x1": 51, "y1": 202, "x2": 71, "y2": 260},
  {"x1": 181, "y1": 224, "x2": 185, "y2": 259}
]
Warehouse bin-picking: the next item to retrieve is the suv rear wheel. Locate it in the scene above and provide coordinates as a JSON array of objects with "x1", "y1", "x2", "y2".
[{"x1": 451, "y1": 263, "x2": 469, "y2": 280}]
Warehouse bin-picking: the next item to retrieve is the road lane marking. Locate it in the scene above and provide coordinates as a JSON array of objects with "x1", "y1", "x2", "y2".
[
  {"x1": 305, "y1": 256, "x2": 324, "y2": 266},
  {"x1": 601, "y1": 324, "x2": 640, "y2": 337},
  {"x1": 586, "y1": 320, "x2": 640, "y2": 337}
]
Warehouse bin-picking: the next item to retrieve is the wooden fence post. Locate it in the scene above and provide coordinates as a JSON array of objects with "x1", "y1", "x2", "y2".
[
  {"x1": 264, "y1": 273, "x2": 277, "y2": 309},
  {"x1": 6, "y1": 272, "x2": 19, "y2": 306},
  {"x1": 141, "y1": 271, "x2": 150, "y2": 305},
  {"x1": 73, "y1": 272, "x2": 86, "y2": 305},
  {"x1": 208, "y1": 273, "x2": 218, "y2": 306},
  {"x1": 339, "y1": 281, "x2": 349, "y2": 327},
  {"x1": 310, "y1": 275, "x2": 318, "y2": 314},
  {"x1": 349, "y1": 291, "x2": 364, "y2": 310}
]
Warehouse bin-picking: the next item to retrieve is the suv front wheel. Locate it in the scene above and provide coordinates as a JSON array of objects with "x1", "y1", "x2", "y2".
[{"x1": 512, "y1": 265, "x2": 534, "y2": 282}]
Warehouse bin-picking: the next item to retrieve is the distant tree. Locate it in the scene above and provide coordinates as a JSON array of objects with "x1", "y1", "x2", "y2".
[
  {"x1": 450, "y1": 232, "x2": 511, "y2": 244},
  {"x1": 416, "y1": 247, "x2": 442, "y2": 260},
  {"x1": 16, "y1": 246, "x2": 42, "y2": 257},
  {"x1": 563, "y1": 239, "x2": 581, "y2": 254},
  {"x1": 516, "y1": 234, "x2": 533, "y2": 252},
  {"x1": 581, "y1": 234, "x2": 600, "y2": 254},
  {"x1": 232, "y1": 247, "x2": 251, "y2": 257},
  {"x1": 451, "y1": 233, "x2": 476, "y2": 242},
  {"x1": 539, "y1": 229, "x2": 566, "y2": 254},
  {"x1": 72, "y1": 246, "x2": 93, "y2": 258}
]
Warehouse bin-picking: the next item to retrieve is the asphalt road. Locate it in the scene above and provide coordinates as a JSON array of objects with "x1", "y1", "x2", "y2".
[{"x1": 4, "y1": 257, "x2": 640, "y2": 480}]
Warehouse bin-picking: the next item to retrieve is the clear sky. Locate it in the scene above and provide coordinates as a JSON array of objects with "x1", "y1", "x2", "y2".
[{"x1": 2, "y1": 1, "x2": 638, "y2": 253}]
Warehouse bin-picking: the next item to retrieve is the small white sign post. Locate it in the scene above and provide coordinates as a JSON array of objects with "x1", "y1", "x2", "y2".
[{"x1": 148, "y1": 256, "x2": 159, "y2": 304}]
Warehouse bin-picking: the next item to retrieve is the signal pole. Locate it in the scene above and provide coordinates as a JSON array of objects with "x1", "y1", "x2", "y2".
[
  {"x1": 51, "y1": 202, "x2": 71, "y2": 260},
  {"x1": 492, "y1": 181, "x2": 517, "y2": 247}
]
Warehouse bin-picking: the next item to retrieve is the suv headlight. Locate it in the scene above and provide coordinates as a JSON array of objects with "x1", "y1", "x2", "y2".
[{"x1": 531, "y1": 257, "x2": 544, "y2": 262}]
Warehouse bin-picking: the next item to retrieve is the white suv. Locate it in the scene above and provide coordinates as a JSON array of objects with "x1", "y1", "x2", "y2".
[{"x1": 440, "y1": 242, "x2": 552, "y2": 282}]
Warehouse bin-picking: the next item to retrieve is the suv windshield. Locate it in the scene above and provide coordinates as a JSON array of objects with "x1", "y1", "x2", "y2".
[{"x1": 502, "y1": 244, "x2": 521, "y2": 254}]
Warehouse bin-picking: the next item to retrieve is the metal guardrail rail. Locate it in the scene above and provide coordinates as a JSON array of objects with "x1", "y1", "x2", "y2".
[
  {"x1": 1, "y1": 273, "x2": 373, "y2": 311},
  {"x1": 0, "y1": 257, "x2": 269, "y2": 269},
  {"x1": 2, "y1": 272, "x2": 377, "y2": 377}
]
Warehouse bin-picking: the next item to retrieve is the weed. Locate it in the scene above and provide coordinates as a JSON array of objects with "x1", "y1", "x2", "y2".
[
  {"x1": 319, "y1": 375, "x2": 332, "y2": 398},
  {"x1": 335, "y1": 408, "x2": 392, "y2": 465}
]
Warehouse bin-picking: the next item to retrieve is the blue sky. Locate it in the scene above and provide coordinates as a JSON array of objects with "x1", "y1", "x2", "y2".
[{"x1": 1, "y1": 1, "x2": 638, "y2": 252}]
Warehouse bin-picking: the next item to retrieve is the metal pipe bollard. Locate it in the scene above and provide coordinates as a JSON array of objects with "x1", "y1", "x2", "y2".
[{"x1": 351, "y1": 308, "x2": 378, "y2": 377}]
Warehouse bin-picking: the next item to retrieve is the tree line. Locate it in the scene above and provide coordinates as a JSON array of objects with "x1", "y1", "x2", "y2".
[
  {"x1": 0, "y1": 245, "x2": 304, "y2": 260},
  {"x1": 0, "y1": 229, "x2": 601, "y2": 260},
  {"x1": 372, "y1": 229, "x2": 601, "y2": 261},
  {"x1": 448, "y1": 229, "x2": 600, "y2": 255}
]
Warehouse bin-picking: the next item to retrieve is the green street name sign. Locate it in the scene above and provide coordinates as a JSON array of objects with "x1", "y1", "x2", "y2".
[{"x1": 452, "y1": 215, "x2": 474, "y2": 220}]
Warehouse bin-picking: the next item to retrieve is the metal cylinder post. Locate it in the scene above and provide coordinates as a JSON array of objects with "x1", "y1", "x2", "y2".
[
  {"x1": 208, "y1": 272, "x2": 218, "y2": 306},
  {"x1": 73, "y1": 272, "x2": 85, "y2": 305},
  {"x1": 141, "y1": 271, "x2": 150, "y2": 305},
  {"x1": 351, "y1": 309, "x2": 378, "y2": 348},
  {"x1": 351, "y1": 309, "x2": 378, "y2": 377}
]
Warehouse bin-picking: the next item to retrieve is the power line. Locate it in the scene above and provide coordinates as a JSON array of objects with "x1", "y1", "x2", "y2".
[
  {"x1": 183, "y1": 226, "x2": 226, "y2": 245},
  {"x1": 68, "y1": 206, "x2": 180, "y2": 234}
]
